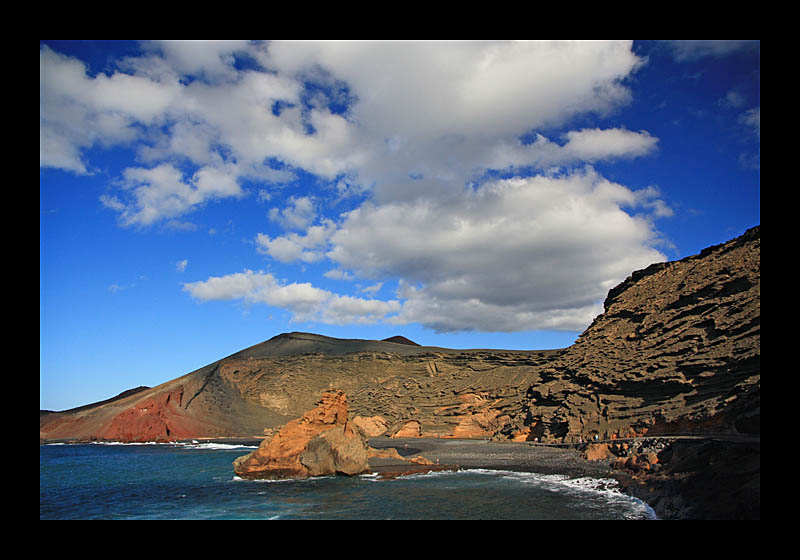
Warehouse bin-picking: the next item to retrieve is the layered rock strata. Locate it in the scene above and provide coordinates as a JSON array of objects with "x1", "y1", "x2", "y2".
[{"x1": 516, "y1": 226, "x2": 760, "y2": 443}]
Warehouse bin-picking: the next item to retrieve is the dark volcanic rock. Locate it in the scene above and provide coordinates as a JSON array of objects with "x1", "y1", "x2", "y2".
[
  {"x1": 381, "y1": 335, "x2": 421, "y2": 346},
  {"x1": 609, "y1": 437, "x2": 760, "y2": 519},
  {"x1": 518, "y1": 226, "x2": 760, "y2": 444}
]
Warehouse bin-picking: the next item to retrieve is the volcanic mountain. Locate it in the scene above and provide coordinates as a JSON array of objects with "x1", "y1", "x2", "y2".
[{"x1": 40, "y1": 226, "x2": 760, "y2": 447}]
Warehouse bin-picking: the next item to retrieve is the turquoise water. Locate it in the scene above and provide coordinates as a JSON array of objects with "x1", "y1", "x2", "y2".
[{"x1": 40, "y1": 443, "x2": 657, "y2": 520}]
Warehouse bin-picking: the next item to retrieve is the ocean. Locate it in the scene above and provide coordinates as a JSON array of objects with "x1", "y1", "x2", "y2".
[{"x1": 40, "y1": 442, "x2": 657, "y2": 520}]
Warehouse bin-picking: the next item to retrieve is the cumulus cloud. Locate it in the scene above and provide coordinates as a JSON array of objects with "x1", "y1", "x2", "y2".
[
  {"x1": 189, "y1": 168, "x2": 669, "y2": 332},
  {"x1": 255, "y1": 219, "x2": 336, "y2": 263},
  {"x1": 486, "y1": 128, "x2": 658, "y2": 171},
  {"x1": 258, "y1": 40, "x2": 644, "y2": 203},
  {"x1": 100, "y1": 162, "x2": 244, "y2": 227},
  {"x1": 327, "y1": 169, "x2": 667, "y2": 331},
  {"x1": 40, "y1": 45, "x2": 179, "y2": 174},
  {"x1": 183, "y1": 270, "x2": 400, "y2": 324},
  {"x1": 44, "y1": 40, "x2": 647, "y2": 210},
  {"x1": 268, "y1": 196, "x2": 317, "y2": 230},
  {"x1": 44, "y1": 40, "x2": 673, "y2": 334}
]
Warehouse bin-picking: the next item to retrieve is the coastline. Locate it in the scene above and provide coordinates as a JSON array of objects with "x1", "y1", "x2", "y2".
[
  {"x1": 41, "y1": 435, "x2": 758, "y2": 519},
  {"x1": 368, "y1": 437, "x2": 617, "y2": 479}
]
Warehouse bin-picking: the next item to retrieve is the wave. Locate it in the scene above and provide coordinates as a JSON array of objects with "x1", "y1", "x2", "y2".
[
  {"x1": 82, "y1": 440, "x2": 258, "y2": 450},
  {"x1": 179, "y1": 442, "x2": 259, "y2": 450},
  {"x1": 493, "y1": 470, "x2": 659, "y2": 519},
  {"x1": 231, "y1": 474, "x2": 336, "y2": 484},
  {"x1": 379, "y1": 468, "x2": 659, "y2": 519}
]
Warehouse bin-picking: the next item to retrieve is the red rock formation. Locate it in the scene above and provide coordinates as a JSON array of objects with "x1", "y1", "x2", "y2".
[
  {"x1": 232, "y1": 390, "x2": 370, "y2": 480},
  {"x1": 97, "y1": 386, "x2": 207, "y2": 442}
]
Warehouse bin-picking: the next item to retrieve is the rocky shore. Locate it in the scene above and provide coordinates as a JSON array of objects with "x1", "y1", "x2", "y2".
[
  {"x1": 370, "y1": 435, "x2": 759, "y2": 520},
  {"x1": 594, "y1": 436, "x2": 760, "y2": 520}
]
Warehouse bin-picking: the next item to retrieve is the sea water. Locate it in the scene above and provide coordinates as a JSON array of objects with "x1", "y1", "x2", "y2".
[{"x1": 40, "y1": 443, "x2": 657, "y2": 520}]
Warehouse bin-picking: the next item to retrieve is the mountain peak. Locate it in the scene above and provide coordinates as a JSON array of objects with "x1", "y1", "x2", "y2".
[{"x1": 381, "y1": 335, "x2": 421, "y2": 346}]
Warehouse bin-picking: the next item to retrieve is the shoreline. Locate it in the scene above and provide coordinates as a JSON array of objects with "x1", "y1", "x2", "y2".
[
  {"x1": 368, "y1": 437, "x2": 617, "y2": 479},
  {"x1": 41, "y1": 435, "x2": 758, "y2": 518},
  {"x1": 40, "y1": 435, "x2": 617, "y2": 481},
  {"x1": 38, "y1": 436, "x2": 620, "y2": 480}
]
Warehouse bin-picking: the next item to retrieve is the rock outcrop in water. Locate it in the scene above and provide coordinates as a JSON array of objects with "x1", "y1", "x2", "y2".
[{"x1": 233, "y1": 389, "x2": 371, "y2": 479}]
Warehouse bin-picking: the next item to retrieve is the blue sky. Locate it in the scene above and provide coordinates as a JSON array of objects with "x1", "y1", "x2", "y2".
[{"x1": 40, "y1": 40, "x2": 760, "y2": 411}]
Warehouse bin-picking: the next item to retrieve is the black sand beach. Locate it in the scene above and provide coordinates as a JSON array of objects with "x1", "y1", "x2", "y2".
[{"x1": 368, "y1": 437, "x2": 616, "y2": 479}]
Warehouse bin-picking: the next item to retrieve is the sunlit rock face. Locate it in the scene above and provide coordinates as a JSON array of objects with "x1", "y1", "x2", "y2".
[{"x1": 232, "y1": 390, "x2": 371, "y2": 480}]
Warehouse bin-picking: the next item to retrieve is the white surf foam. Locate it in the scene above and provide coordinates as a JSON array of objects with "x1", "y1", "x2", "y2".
[
  {"x1": 180, "y1": 442, "x2": 258, "y2": 450},
  {"x1": 386, "y1": 468, "x2": 658, "y2": 519}
]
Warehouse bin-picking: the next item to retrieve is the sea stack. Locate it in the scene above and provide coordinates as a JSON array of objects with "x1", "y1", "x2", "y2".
[{"x1": 232, "y1": 389, "x2": 371, "y2": 480}]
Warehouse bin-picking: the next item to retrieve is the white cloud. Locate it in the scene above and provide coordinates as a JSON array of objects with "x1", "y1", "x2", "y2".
[
  {"x1": 486, "y1": 128, "x2": 658, "y2": 171},
  {"x1": 45, "y1": 41, "x2": 673, "y2": 334},
  {"x1": 560, "y1": 128, "x2": 658, "y2": 162},
  {"x1": 100, "y1": 162, "x2": 244, "y2": 227},
  {"x1": 44, "y1": 40, "x2": 646, "y2": 201},
  {"x1": 235, "y1": 168, "x2": 671, "y2": 332},
  {"x1": 324, "y1": 269, "x2": 355, "y2": 281},
  {"x1": 664, "y1": 40, "x2": 759, "y2": 61},
  {"x1": 360, "y1": 282, "x2": 383, "y2": 294},
  {"x1": 739, "y1": 107, "x2": 760, "y2": 140},
  {"x1": 40, "y1": 45, "x2": 180, "y2": 174},
  {"x1": 255, "y1": 219, "x2": 336, "y2": 263},
  {"x1": 183, "y1": 269, "x2": 399, "y2": 324},
  {"x1": 143, "y1": 40, "x2": 253, "y2": 83},
  {"x1": 268, "y1": 196, "x2": 316, "y2": 230},
  {"x1": 324, "y1": 168, "x2": 667, "y2": 331},
  {"x1": 321, "y1": 294, "x2": 401, "y2": 325},
  {"x1": 176, "y1": 259, "x2": 188, "y2": 272},
  {"x1": 737, "y1": 106, "x2": 760, "y2": 169},
  {"x1": 719, "y1": 88, "x2": 747, "y2": 109},
  {"x1": 258, "y1": 40, "x2": 645, "y2": 204},
  {"x1": 108, "y1": 283, "x2": 125, "y2": 293}
]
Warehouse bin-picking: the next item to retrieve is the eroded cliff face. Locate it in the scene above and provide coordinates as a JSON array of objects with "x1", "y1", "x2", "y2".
[
  {"x1": 40, "y1": 227, "x2": 760, "y2": 446},
  {"x1": 518, "y1": 226, "x2": 760, "y2": 443}
]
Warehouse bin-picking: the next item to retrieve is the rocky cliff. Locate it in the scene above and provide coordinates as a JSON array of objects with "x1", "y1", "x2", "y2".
[
  {"x1": 40, "y1": 226, "x2": 760, "y2": 450},
  {"x1": 518, "y1": 226, "x2": 760, "y2": 443}
]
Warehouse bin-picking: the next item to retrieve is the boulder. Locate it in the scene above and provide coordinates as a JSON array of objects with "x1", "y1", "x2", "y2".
[
  {"x1": 583, "y1": 443, "x2": 612, "y2": 461},
  {"x1": 233, "y1": 389, "x2": 370, "y2": 480},
  {"x1": 301, "y1": 423, "x2": 370, "y2": 476}
]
